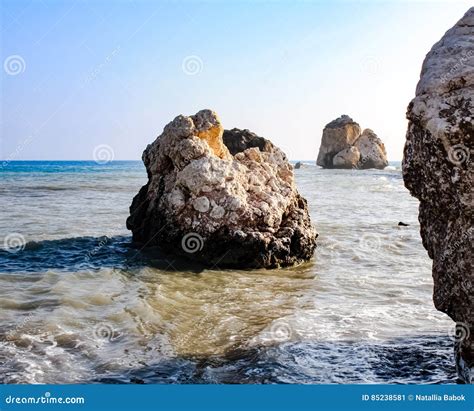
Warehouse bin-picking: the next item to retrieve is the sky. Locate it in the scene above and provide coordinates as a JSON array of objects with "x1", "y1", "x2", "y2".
[{"x1": 1, "y1": 0, "x2": 472, "y2": 161}]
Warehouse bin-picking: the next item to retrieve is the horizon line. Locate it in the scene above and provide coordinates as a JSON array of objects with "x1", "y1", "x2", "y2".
[{"x1": 0, "y1": 159, "x2": 403, "y2": 163}]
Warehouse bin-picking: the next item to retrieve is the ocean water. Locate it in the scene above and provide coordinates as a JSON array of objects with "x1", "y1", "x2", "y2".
[{"x1": 0, "y1": 161, "x2": 457, "y2": 384}]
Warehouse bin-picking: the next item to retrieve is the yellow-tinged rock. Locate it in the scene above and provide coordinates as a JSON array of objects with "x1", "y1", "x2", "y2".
[{"x1": 192, "y1": 110, "x2": 230, "y2": 159}]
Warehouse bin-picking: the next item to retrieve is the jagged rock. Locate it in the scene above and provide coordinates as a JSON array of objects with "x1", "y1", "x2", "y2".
[
  {"x1": 316, "y1": 115, "x2": 361, "y2": 168},
  {"x1": 127, "y1": 109, "x2": 317, "y2": 268},
  {"x1": 223, "y1": 128, "x2": 273, "y2": 156},
  {"x1": 332, "y1": 146, "x2": 360, "y2": 168},
  {"x1": 294, "y1": 161, "x2": 302, "y2": 169},
  {"x1": 316, "y1": 115, "x2": 388, "y2": 169},
  {"x1": 354, "y1": 129, "x2": 389, "y2": 169},
  {"x1": 402, "y1": 7, "x2": 474, "y2": 384}
]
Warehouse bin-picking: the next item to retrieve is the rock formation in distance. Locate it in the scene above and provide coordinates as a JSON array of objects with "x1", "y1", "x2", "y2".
[
  {"x1": 402, "y1": 7, "x2": 473, "y2": 384},
  {"x1": 316, "y1": 115, "x2": 388, "y2": 169},
  {"x1": 127, "y1": 109, "x2": 317, "y2": 268}
]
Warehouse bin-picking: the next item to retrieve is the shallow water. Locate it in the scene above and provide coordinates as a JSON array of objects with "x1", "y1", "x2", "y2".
[{"x1": 0, "y1": 161, "x2": 456, "y2": 384}]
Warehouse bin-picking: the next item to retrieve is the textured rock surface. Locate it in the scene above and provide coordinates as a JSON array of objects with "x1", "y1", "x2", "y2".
[
  {"x1": 316, "y1": 115, "x2": 388, "y2": 169},
  {"x1": 354, "y1": 129, "x2": 389, "y2": 169},
  {"x1": 332, "y1": 146, "x2": 360, "y2": 168},
  {"x1": 127, "y1": 109, "x2": 317, "y2": 268},
  {"x1": 402, "y1": 7, "x2": 473, "y2": 384},
  {"x1": 223, "y1": 128, "x2": 273, "y2": 156},
  {"x1": 316, "y1": 115, "x2": 361, "y2": 167}
]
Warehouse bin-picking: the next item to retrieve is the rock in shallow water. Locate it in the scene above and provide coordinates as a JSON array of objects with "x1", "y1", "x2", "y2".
[
  {"x1": 127, "y1": 109, "x2": 317, "y2": 268},
  {"x1": 316, "y1": 115, "x2": 388, "y2": 169},
  {"x1": 402, "y1": 7, "x2": 474, "y2": 384},
  {"x1": 332, "y1": 146, "x2": 360, "y2": 168}
]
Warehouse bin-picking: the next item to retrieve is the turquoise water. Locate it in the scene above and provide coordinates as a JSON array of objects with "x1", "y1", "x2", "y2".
[{"x1": 0, "y1": 161, "x2": 456, "y2": 383}]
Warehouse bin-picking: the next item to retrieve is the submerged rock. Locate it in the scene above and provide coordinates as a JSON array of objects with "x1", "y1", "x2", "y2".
[
  {"x1": 316, "y1": 115, "x2": 388, "y2": 169},
  {"x1": 127, "y1": 109, "x2": 317, "y2": 268},
  {"x1": 402, "y1": 7, "x2": 473, "y2": 383}
]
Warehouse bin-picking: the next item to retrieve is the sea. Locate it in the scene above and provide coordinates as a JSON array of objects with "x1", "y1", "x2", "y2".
[{"x1": 0, "y1": 161, "x2": 457, "y2": 384}]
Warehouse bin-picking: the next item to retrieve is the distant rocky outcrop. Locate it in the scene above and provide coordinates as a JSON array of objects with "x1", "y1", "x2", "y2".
[
  {"x1": 402, "y1": 8, "x2": 473, "y2": 383},
  {"x1": 316, "y1": 115, "x2": 388, "y2": 169},
  {"x1": 127, "y1": 109, "x2": 317, "y2": 268}
]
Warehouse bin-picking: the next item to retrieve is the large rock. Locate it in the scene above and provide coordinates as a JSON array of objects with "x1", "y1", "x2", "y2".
[
  {"x1": 127, "y1": 109, "x2": 317, "y2": 268},
  {"x1": 354, "y1": 129, "x2": 389, "y2": 169},
  {"x1": 316, "y1": 115, "x2": 361, "y2": 167},
  {"x1": 316, "y1": 115, "x2": 388, "y2": 169},
  {"x1": 332, "y1": 146, "x2": 360, "y2": 168},
  {"x1": 402, "y1": 7, "x2": 473, "y2": 384}
]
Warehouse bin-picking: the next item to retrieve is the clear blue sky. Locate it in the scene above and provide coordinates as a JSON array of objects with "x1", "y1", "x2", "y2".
[{"x1": 1, "y1": 0, "x2": 471, "y2": 161}]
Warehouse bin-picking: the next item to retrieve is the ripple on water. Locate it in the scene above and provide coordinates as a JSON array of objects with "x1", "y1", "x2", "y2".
[{"x1": 0, "y1": 162, "x2": 455, "y2": 383}]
